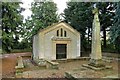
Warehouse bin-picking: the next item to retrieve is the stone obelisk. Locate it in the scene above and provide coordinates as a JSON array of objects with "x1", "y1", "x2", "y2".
[
  {"x1": 90, "y1": 6, "x2": 102, "y2": 65},
  {"x1": 82, "y1": 5, "x2": 112, "y2": 70}
]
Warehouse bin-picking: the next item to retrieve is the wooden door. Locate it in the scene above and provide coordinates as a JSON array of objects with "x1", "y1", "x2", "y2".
[{"x1": 56, "y1": 44, "x2": 67, "y2": 59}]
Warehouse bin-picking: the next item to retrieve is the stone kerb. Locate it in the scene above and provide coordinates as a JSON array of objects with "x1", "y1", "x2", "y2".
[
  {"x1": 15, "y1": 56, "x2": 24, "y2": 78},
  {"x1": 45, "y1": 59, "x2": 59, "y2": 69}
]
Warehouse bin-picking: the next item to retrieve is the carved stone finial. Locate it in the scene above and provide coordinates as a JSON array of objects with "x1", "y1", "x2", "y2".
[{"x1": 92, "y1": 8, "x2": 98, "y2": 14}]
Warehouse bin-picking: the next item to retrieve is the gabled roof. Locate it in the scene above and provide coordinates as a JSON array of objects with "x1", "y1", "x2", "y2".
[{"x1": 36, "y1": 21, "x2": 80, "y2": 35}]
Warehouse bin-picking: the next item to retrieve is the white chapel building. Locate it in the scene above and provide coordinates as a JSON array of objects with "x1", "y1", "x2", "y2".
[{"x1": 33, "y1": 22, "x2": 81, "y2": 60}]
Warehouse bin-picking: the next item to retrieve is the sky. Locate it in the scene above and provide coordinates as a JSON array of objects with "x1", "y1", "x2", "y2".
[{"x1": 20, "y1": 0, "x2": 68, "y2": 19}]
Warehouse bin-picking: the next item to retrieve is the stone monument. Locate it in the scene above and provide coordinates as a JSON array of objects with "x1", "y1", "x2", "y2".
[
  {"x1": 65, "y1": 5, "x2": 114, "y2": 79},
  {"x1": 82, "y1": 6, "x2": 107, "y2": 70},
  {"x1": 89, "y1": 6, "x2": 104, "y2": 67}
]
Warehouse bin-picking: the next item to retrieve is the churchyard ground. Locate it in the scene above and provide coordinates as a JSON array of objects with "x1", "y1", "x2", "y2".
[{"x1": 1, "y1": 52, "x2": 120, "y2": 78}]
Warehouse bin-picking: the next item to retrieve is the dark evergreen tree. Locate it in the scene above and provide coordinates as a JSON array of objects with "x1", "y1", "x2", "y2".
[
  {"x1": 63, "y1": 2, "x2": 115, "y2": 52},
  {"x1": 110, "y1": 2, "x2": 120, "y2": 53},
  {"x1": 64, "y1": 2, "x2": 93, "y2": 52}
]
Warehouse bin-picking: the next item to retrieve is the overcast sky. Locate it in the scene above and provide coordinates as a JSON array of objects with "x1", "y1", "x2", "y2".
[{"x1": 20, "y1": 0, "x2": 68, "y2": 19}]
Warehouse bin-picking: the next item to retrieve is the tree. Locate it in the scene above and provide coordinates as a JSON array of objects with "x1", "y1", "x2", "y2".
[
  {"x1": 63, "y1": 2, "x2": 116, "y2": 52},
  {"x1": 24, "y1": 1, "x2": 59, "y2": 44},
  {"x1": 110, "y1": 2, "x2": 120, "y2": 53},
  {"x1": 63, "y1": 2, "x2": 93, "y2": 51},
  {"x1": 2, "y1": 2, "x2": 24, "y2": 52},
  {"x1": 97, "y1": 2, "x2": 115, "y2": 48}
]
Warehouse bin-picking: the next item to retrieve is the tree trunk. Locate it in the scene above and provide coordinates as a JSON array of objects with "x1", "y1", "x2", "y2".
[
  {"x1": 88, "y1": 27, "x2": 90, "y2": 44},
  {"x1": 103, "y1": 27, "x2": 106, "y2": 48}
]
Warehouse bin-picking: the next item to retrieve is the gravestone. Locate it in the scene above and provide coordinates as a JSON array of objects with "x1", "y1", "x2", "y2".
[
  {"x1": 15, "y1": 56, "x2": 24, "y2": 69},
  {"x1": 15, "y1": 56, "x2": 24, "y2": 78}
]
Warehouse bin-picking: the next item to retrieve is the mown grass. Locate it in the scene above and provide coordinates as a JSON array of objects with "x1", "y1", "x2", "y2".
[
  {"x1": 1, "y1": 48, "x2": 32, "y2": 54},
  {"x1": 11, "y1": 49, "x2": 32, "y2": 53}
]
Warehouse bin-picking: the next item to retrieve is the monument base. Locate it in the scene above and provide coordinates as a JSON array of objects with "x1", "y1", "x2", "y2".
[
  {"x1": 82, "y1": 59, "x2": 112, "y2": 71},
  {"x1": 89, "y1": 59, "x2": 105, "y2": 67}
]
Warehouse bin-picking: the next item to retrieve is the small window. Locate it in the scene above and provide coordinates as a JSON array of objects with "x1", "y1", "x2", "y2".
[
  {"x1": 57, "y1": 30, "x2": 59, "y2": 36},
  {"x1": 64, "y1": 31, "x2": 67, "y2": 37},
  {"x1": 57, "y1": 28, "x2": 67, "y2": 37},
  {"x1": 61, "y1": 28, "x2": 63, "y2": 37}
]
